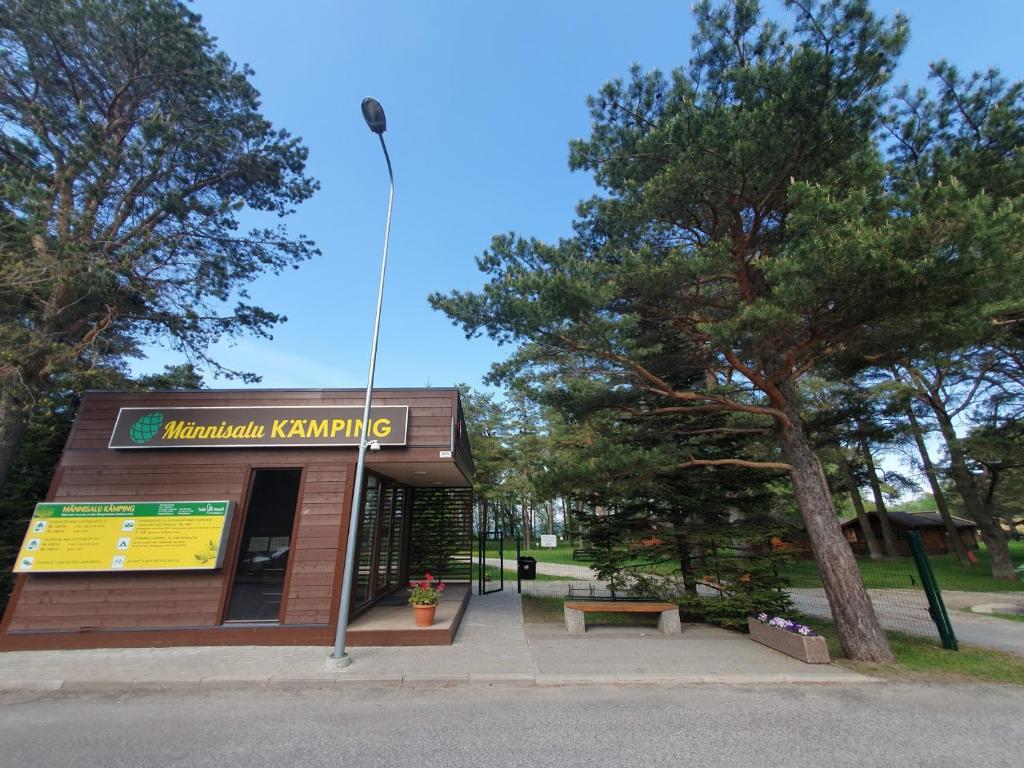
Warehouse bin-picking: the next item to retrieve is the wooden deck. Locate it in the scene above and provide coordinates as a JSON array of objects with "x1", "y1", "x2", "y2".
[{"x1": 348, "y1": 583, "x2": 470, "y2": 646}]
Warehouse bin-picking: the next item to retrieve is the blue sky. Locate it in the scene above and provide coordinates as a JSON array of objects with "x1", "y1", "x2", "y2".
[{"x1": 139, "y1": 0, "x2": 1023, "y2": 395}]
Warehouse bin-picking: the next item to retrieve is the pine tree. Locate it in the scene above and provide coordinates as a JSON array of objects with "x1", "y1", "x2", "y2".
[
  {"x1": 433, "y1": 1, "x2": 1023, "y2": 660},
  {"x1": 0, "y1": 1, "x2": 319, "y2": 490}
]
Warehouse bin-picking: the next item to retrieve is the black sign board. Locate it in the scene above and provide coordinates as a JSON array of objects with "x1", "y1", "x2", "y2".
[{"x1": 109, "y1": 406, "x2": 409, "y2": 449}]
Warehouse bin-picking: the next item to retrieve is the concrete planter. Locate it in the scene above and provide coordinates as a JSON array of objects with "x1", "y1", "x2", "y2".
[{"x1": 747, "y1": 618, "x2": 830, "y2": 664}]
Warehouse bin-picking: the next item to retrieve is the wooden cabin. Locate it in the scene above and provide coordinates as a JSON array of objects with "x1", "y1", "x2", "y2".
[
  {"x1": 840, "y1": 511, "x2": 979, "y2": 556},
  {"x1": 1, "y1": 388, "x2": 474, "y2": 650}
]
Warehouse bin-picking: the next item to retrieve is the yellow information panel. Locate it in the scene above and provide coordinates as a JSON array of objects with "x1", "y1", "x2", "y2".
[{"x1": 13, "y1": 501, "x2": 233, "y2": 573}]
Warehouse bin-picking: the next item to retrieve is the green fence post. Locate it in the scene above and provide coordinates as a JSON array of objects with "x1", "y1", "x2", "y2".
[{"x1": 906, "y1": 530, "x2": 958, "y2": 651}]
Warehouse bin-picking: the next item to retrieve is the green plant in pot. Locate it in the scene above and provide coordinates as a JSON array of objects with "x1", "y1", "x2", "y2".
[{"x1": 409, "y1": 573, "x2": 445, "y2": 627}]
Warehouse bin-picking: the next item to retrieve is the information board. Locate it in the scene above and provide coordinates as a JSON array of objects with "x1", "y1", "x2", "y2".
[
  {"x1": 13, "y1": 501, "x2": 233, "y2": 574},
  {"x1": 540, "y1": 534, "x2": 558, "y2": 548}
]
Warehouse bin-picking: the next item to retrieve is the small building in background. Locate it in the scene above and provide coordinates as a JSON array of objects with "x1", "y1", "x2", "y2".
[
  {"x1": 840, "y1": 511, "x2": 979, "y2": 556},
  {"x1": 768, "y1": 531, "x2": 812, "y2": 557}
]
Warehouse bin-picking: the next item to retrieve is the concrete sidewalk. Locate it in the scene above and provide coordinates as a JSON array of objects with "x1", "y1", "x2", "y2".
[{"x1": 0, "y1": 590, "x2": 871, "y2": 692}]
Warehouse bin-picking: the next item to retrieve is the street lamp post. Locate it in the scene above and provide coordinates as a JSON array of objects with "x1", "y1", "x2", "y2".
[{"x1": 331, "y1": 98, "x2": 394, "y2": 666}]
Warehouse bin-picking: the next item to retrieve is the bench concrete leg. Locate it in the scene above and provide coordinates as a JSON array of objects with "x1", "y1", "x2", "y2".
[
  {"x1": 564, "y1": 606, "x2": 586, "y2": 634},
  {"x1": 657, "y1": 608, "x2": 681, "y2": 634}
]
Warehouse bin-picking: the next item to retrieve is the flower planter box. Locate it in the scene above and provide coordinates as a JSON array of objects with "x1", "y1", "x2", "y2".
[{"x1": 747, "y1": 617, "x2": 831, "y2": 664}]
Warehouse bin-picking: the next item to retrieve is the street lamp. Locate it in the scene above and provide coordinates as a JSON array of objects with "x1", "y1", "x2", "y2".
[{"x1": 331, "y1": 98, "x2": 394, "y2": 666}]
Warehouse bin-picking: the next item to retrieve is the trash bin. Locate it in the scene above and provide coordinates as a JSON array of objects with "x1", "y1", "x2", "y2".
[{"x1": 517, "y1": 556, "x2": 537, "y2": 580}]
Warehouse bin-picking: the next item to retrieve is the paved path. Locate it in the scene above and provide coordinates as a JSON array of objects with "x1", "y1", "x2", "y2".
[
  {"x1": 789, "y1": 587, "x2": 1024, "y2": 655},
  {"x1": 484, "y1": 556, "x2": 597, "y2": 579},
  {"x1": 940, "y1": 591, "x2": 1024, "y2": 656},
  {"x1": 0, "y1": 590, "x2": 535, "y2": 689},
  {"x1": 523, "y1": 623, "x2": 866, "y2": 684},
  {"x1": 953, "y1": 614, "x2": 1024, "y2": 656},
  {"x1": 0, "y1": 589, "x2": 868, "y2": 691},
  {"x1": 500, "y1": 563, "x2": 1024, "y2": 656},
  {"x1": 3, "y1": 683, "x2": 1023, "y2": 768}
]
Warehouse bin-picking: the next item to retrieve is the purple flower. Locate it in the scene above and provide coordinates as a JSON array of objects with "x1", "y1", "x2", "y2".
[{"x1": 754, "y1": 613, "x2": 817, "y2": 637}]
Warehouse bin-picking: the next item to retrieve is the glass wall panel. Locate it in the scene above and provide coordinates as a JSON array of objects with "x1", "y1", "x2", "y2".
[
  {"x1": 388, "y1": 487, "x2": 406, "y2": 586},
  {"x1": 350, "y1": 473, "x2": 411, "y2": 615},
  {"x1": 353, "y1": 475, "x2": 380, "y2": 608},
  {"x1": 375, "y1": 486, "x2": 394, "y2": 592}
]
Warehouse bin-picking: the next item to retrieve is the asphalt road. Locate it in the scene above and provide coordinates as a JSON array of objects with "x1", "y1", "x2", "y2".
[{"x1": 2, "y1": 683, "x2": 1022, "y2": 768}]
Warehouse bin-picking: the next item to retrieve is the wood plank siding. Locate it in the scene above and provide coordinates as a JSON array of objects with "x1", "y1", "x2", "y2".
[{"x1": 1, "y1": 388, "x2": 472, "y2": 648}]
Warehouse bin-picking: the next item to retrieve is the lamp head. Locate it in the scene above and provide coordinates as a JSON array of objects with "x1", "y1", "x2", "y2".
[{"x1": 361, "y1": 98, "x2": 387, "y2": 134}]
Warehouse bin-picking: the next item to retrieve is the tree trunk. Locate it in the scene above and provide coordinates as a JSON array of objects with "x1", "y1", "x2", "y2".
[
  {"x1": 522, "y1": 499, "x2": 531, "y2": 550},
  {"x1": 0, "y1": 387, "x2": 31, "y2": 496},
  {"x1": 504, "y1": 501, "x2": 515, "y2": 538},
  {"x1": 905, "y1": 407, "x2": 971, "y2": 566},
  {"x1": 979, "y1": 463, "x2": 1005, "y2": 563},
  {"x1": 561, "y1": 495, "x2": 569, "y2": 544},
  {"x1": 932, "y1": 410, "x2": 1016, "y2": 580},
  {"x1": 575, "y1": 499, "x2": 584, "y2": 547},
  {"x1": 775, "y1": 378, "x2": 894, "y2": 662},
  {"x1": 837, "y1": 448, "x2": 882, "y2": 560},
  {"x1": 564, "y1": 498, "x2": 574, "y2": 547},
  {"x1": 859, "y1": 438, "x2": 899, "y2": 557},
  {"x1": 676, "y1": 530, "x2": 698, "y2": 595}
]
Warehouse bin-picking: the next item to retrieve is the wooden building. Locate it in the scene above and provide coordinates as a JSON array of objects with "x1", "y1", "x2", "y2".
[
  {"x1": 0, "y1": 388, "x2": 474, "y2": 650},
  {"x1": 840, "y1": 511, "x2": 979, "y2": 556}
]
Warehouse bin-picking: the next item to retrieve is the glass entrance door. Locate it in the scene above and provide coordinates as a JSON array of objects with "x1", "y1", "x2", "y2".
[
  {"x1": 351, "y1": 474, "x2": 408, "y2": 615},
  {"x1": 225, "y1": 468, "x2": 301, "y2": 623}
]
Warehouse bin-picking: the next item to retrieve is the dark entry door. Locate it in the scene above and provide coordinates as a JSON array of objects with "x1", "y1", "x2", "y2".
[
  {"x1": 478, "y1": 529, "x2": 504, "y2": 595},
  {"x1": 224, "y1": 468, "x2": 301, "y2": 622},
  {"x1": 352, "y1": 474, "x2": 408, "y2": 615}
]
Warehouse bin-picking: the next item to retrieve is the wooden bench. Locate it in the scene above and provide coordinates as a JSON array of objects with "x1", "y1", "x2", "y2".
[{"x1": 563, "y1": 601, "x2": 681, "y2": 635}]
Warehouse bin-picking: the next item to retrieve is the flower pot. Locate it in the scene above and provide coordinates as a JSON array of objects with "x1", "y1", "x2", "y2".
[
  {"x1": 413, "y1": 603, "x2": 437, "y2": 627},
  {"x1": 747, "y1": 617, "x2": 831, "y2": 664}
]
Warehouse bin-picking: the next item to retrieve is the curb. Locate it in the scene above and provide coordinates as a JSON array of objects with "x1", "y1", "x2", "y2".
[{"x1": 0, "y1": 671, "x2": 879, "y2": 693}]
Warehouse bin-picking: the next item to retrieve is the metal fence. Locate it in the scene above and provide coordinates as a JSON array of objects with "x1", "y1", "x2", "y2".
[
  {"x1": 774, "y1": 532, "x2": 956, "y2": 648},
  {"x1": 506, "y1": 531, "x2": 957, "y2": 648}
]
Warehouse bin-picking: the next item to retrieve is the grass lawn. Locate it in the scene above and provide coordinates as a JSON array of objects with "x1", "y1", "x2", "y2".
[
  {"x1": 484, "y1": 540, "x2": 1024, "y2": 593},
  {"x1": 512, "y1": 545, "x2": 682, "y2": 572},
  {"x1": 779, "y1": 540, "x2": 1024, "y2": 593},
  {"x1": 503, "y1": 544, "x2": 589, "y2": 566},
  {"x1": 474, "y1": 543, "x2": 598, "y2": 566},
  {"x1": 920, "y1": 540, "x2": 1024, "y2": 592},
  {"x1": 799, "y1": 615, "x2": 1024, "y2": 686}
]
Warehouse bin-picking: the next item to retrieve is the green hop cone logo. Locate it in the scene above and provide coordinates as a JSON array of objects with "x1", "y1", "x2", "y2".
[{"x1": 129, "y1": 412, "x2": 164, "y2": 444}]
